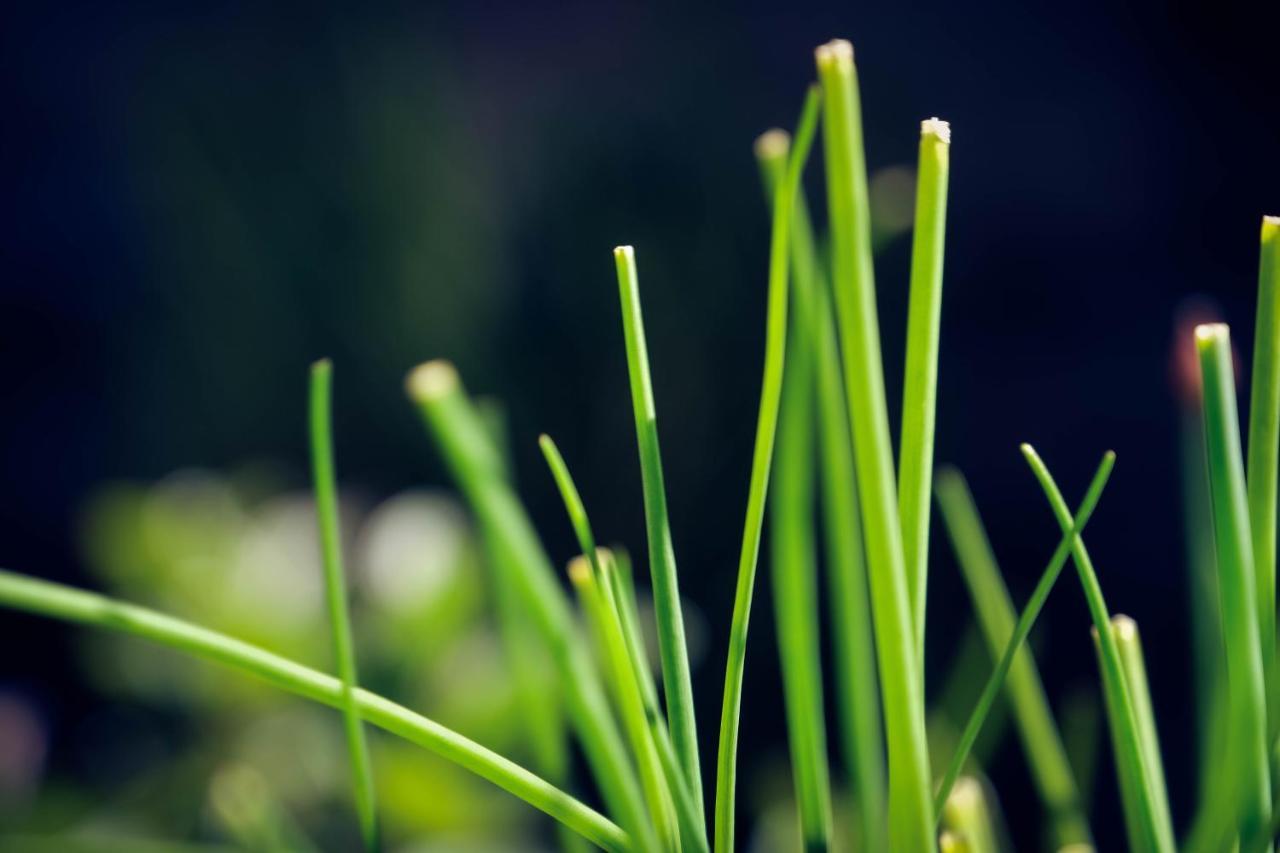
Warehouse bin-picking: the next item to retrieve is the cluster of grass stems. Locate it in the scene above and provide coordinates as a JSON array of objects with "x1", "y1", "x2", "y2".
[{"x1": 1, "y1": 41, "x2": 1278, "y2": 853}]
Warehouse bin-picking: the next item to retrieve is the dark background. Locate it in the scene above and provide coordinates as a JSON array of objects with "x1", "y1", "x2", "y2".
[{"x1": 1, "y1": 0, "x2": 1278, "y2": 848}]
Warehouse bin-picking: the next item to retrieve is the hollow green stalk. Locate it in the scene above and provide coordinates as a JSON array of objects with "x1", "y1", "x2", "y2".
[
  {"x1": 308, "y1": 359, "x2": 378, "y2": 851},
  {"x1": 1021, "y1": 444, "x2": 1175, "y2": 853},
  {"x1": 406, "y1": 361, "x2": 655, "y2": 851},
  {"x1": 614, "y1": 244, "x2": 703, "y2": 819},
  {"x1": 899, "y1": 118, "x2": 951, "y2": 665},
  {"x1": 934, "y1": 467, "x2": 1092, "y2": 848},
  {"x1": 1196, "y1": 324, "x2": 1272, "y2": 847},
  {"x1": 0, "y1": 569, "x2": 629, "y2": 852},
  {"x1": 712, "y1": 86, "x2": 820, "y2": 853},
  {"x1": 1248, "y1": 216, "x2": 1280, "y2": 742},
  {"x1": 934, "y1": 452, "x2": 1114, "y2": 820},
  {"x1": 815, "y1": 38, "x2": 933, "y2": 850},
  {"x1": 941, "y1": 777, "x2": 999, "y2": 853}
]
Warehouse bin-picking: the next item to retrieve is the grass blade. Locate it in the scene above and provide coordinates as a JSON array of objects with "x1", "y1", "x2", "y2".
[
  {"x1": 899, "y1": 118, "x2": 951, "y2": 664},
  {"x1": 406, "y1": 361, "x2": 656, "y2": 851},
  {"x1": 614, "y1": 244, "x2": 704, "y2": 818},
  {"x1": 712, "y1": 86, "x2": 820, "y2": 853},
  {"x1": 815, "y1": 38, "x2": 933, "y2": 850},
  {"x1": 1020, "y1": 444, "x2": 1175, "y2": 853},
  {"x1": 1247, "y1": 216, "x2": 1280, "y2": 741},
  {"x1": 0, "y1": 569, "x2": 630, "y2": 853},
  {"x1": 934, "y1": 467, "x2": 1092, "y2": 847},
  {"x1": 1195, "y1": 323, "x2": 1272, "y2": 846},
  {"x1": 307, "y1": 360, "x2": 378, "y2": 851},
  {"x1": 933, "y1": 452, "x2": 1114, "y2": 821}
]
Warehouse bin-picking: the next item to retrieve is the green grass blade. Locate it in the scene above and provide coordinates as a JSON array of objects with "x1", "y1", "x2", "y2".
[
  {"x1": 307, "y1": 360, "x2": 379, "y2": 851},
  {"x1": 941, "y1": 778, "x2": 999, "y2": 853},
  {"x1": 538, "y1": 435, "x2": 603, "y2": 576},
  {"x1": 712, "y1": 86, "x2": 820, "y2": 853},
  {"x1": 1106, "y1": 616, "x2": 1172, "y2": 837},
  {"x1": 815, "y1": 38, "x2": 933, "y2": 850},
  {"x1": 1248, "y1": 216, "x2": 1280, "y2": 742},
  {"x1": 406, "y1": 361, "x2": 656, "y2": 852},
  {"x1": 756, "y1": 126, "x2": 887, "y2": 852},
  {"x1": 1020, "y1": 444, "x2": 1175, "y2": 853},
  {"x1": 0, "y1": 569, "x2": 630, "y2": 853},
  {"x1": 1196, "y1": 323, "x2": 1273, "y2": 846},
  {"x1": 614, "y1": 244, "x2": 704, "y2": 818},
  {"x1": 933, "y1": 452, "x2": 1114, "y2": 821},
  {"x1": 934, "y1": 467, "x2": 1092, "y2": 847},
  {"x1": 899, "y1": 118, "x2": 951, "y2": 665}
]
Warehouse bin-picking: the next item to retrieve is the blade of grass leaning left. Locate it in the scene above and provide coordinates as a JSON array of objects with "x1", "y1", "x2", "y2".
[
  {"x1": 308, "y1": 359, "x2": 379, "y2": 851},
  {"x1": 712, "y1": 85, "x2": 821, "y2": 853}
]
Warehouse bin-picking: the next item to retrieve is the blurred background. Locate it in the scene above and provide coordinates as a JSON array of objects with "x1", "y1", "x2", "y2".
[{"x1": 1, "y1": 0, "x2": 1278, "y2": 849}]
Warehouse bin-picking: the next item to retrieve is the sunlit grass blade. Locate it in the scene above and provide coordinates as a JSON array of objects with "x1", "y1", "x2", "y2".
[
  {"x1": 613, "y1": 243, "x2": 703, "y2": 819},
  {"x1": 933, "y1": 452, "x2": 1114, "y2": 822},
  {"x1": 405, "y1": 361, "x2": 655, "y2": 851},
  {"x1": 899, "y1": 118, "x2": 951, "y2": 664},
  {"x1": 815, "y1": 38, "x2": 933, "y2": 850},
  {"x1": 756, "y1": 127, "x2": 834, "y2": 852},
  {"x1": 1247, "y1": 216, "x2": 1280, "y2": 741},
  {"x1": 941, "y1": 777, "x2": 999, "y2": 853},
  {"x1": 1099, "y1": 616, "x2": 1172, "y2": 838},
  {"x1": 712, "y1": 86, "x2": 820, "y2": 853},
  {"x1": 1020, "y1": 444, "x2": 1175, "y2": 853},
  {"x1": 756, "y1": 124, "x2": 886, "y2": 852},
  {"x1": 307, "y1": 359, "x2": 379, "y2": 851},
  {"x1": 934, "y1": 467, "x2": 1092, "y2": 848},
  {"x1": 0, "y1": 569, "x2": 631, "y2": 853},
  {"x1": 1195, "y1": 323, "x2": 1272, "y2": 846}
]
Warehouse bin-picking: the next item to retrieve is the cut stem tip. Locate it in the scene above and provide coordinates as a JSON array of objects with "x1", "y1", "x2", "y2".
[
  {"x1": 613, "y1": 245, "x2": 635, "y2": 261},
  {"x1": 922, "y1": 117, "x2": 952, "y2": 144},
  {"x1": 754, "y1": 129, "x2": 791, "y2": 159},
  {"x1": 1194, "y1": 322, "x2": 1230, "y2": 348},
  {"x1": 814, "y1": 39, "x2": 854, "y2": 69},
  {"x1": 405, "y1": 360, "x2": 459, "y2": 402}
]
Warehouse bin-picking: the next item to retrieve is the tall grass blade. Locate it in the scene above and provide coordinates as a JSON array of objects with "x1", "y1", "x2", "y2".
[
  {"x1": 935, "y1": 467, "x2": 1092, "y2": 848},
  {"x1": 614, "y1": 243, "x2": 703, "y2": 818},
  {"x1": 406, "y1": 361, "x2": 656, "y2": 851},
  {"x1": 815, "y1": 38, "x2": 934, "y2": 850},
  {"x1": 0, "y1": 569, "x2": 631, "y2": 853},
  {"x1": 1020, "y1": 444, "x2": 1175, "y2": 853},
  {"x1": 712, "y1": 86, "x2": 820, "y2": 853},
  {"x1": 1247, "y1": 216, "x2": 1280, "y2": 742},
  {"x1": 307, "y1": 360, "x2": 379, "y2": 851},
  {"x1": 899, "y1": 118, "x2": 951, "y2": 664},
  {"x1": 933, "y1": 452, "x2": 1114, "y2": 822},
  {"x1": 1195, "y1": 323, "x2": 1272, "y2": 847}
]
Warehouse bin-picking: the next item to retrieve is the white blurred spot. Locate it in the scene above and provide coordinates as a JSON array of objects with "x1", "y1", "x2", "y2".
[{"x1": 357, "y1": 491, "x2": 468, "y2": 611}]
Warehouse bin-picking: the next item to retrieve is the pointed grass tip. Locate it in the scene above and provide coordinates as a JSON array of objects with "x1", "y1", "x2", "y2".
[{"x1": 405, "y1": 360, "x2": 459, "y2": 403}]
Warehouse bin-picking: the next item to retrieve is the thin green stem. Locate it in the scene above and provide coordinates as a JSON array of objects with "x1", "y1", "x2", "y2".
[
  {"x1": 1021, "y1": 444, "x2": 1175, "y2": 853},
  {"x1": 1248, "y1": 216, "x2": 1280, "y2": 743},
  {"x1": 406, "y1": 361, "x2": 656, "y2": 852},
  {"x1": 1106, "y1": 616, "x2": 1172, "y2": 838},
  {"x1": 308, "y1": 360, "x2": 378, "y2": 851},
  {"x1": 816, "y1": 39, "x2": 933, "y2": 850},
  {"x1": 933, "y1": 452, "x2": 1114, "y2": 820},
  {"x1": 0, "y1": 569, "x2": 630, "y2": 853},
  {"x1": 1196, "y1": 323, "x2": 1273, "y2": 847},
  {"x1": 899, "y1": 118, "x2": 951, "y2": 666},
  {"x1": 614, "y1": 244, "x2": 703, "y2": 820},
  {"x1": 934, "y1": 467, "x2": 1092, "y2": 848},
  {"x1": 712, "y1": 86, "x2": 820, "y2": 853}
]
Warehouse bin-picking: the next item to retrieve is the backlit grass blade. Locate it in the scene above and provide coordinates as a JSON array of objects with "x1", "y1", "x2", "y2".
[
  {"x1": 1020, "y1": 444, "x2": 1175, "y2": 853},
  {"x1": 899, "y1": 118, "x2": 951, "y2": 664},
  {"x1": 712, "y1": 86, "x2": 820, "y2": 853},
  {"x1": 815, "y1": 38, "x2": 933, "y2": 850},
  {"x1": 307, "y1": 360, "x2": 378, "y2": 851},
  {"x1": 934, "y1": 452, "x2": 1114, "y2": 822},
  {"x1": 1195, "y1": 323, "x2": 1272, "y2": 846},
  {"x1": 406, "y1": 361, "x2": 655, "y2": 851},
  {"x1": 756, "y1": 126, "x2": 886, "y2": 852},
  {"x1": 934, "y1": 467, "x2": 1092, "y2": 848},
  {"x1": 0, "y1": 569, "x2": 630, "y2": 853},
  {"x1": 1247, "y1": 216, "x2": 1280, "y2": 741},
  {"x1": 614, "y1": 244, "x2": 703, "y2": 818},
  {"x1": 941, "y1": 777, "x2": 999, "y2": 853},
  {"x1": 756, "y1": 128, "x2": 834, "y2": 851}
]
